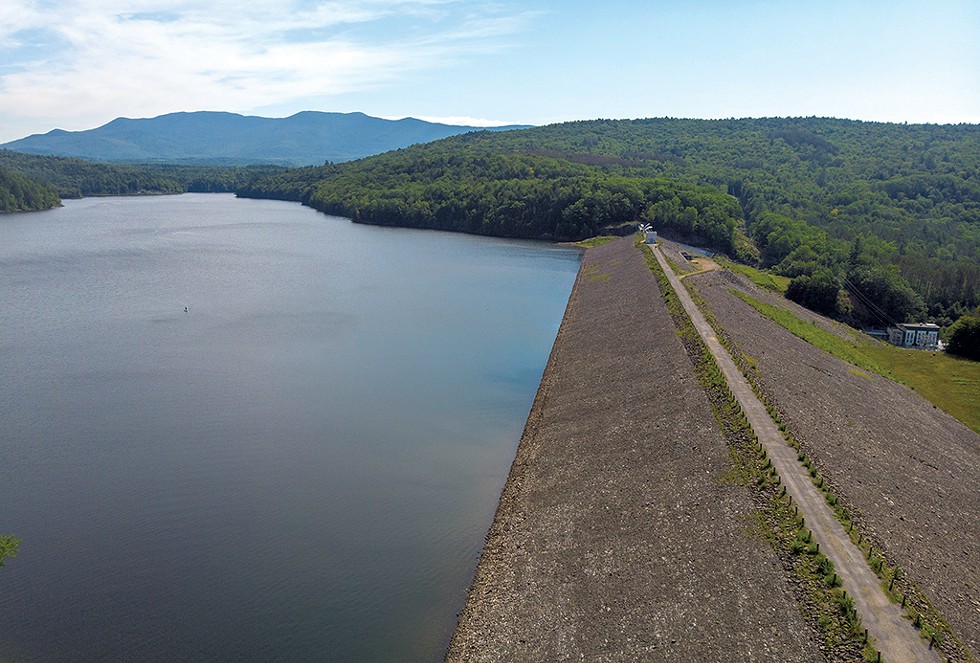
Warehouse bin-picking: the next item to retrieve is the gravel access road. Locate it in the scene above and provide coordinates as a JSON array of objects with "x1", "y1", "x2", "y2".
[
  {"x1": 691, "y1": 266, "x2": 979, "y2": 660},
  {"x1": 650, "y1": 243, "x2": 939, "y2": 663}
]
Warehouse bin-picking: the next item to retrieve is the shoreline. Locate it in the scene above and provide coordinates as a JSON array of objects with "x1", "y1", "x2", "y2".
[{"x1": 444, "y1": 237, "x2": 820, "y2": 661}]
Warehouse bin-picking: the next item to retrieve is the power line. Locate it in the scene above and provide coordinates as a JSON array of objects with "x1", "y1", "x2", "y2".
[{"x1": 843, "y1": 277, "x2": 900, "y2": 327}]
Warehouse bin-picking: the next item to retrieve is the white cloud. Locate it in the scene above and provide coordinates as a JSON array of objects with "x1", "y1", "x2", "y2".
[{"x1": 0, "y1": 0, "x2": 533, "y2": 140}]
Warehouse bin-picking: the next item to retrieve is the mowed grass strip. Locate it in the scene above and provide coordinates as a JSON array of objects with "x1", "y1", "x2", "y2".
[
  {"x1": 574, "y1": 235, "x2": 618, "y2": 248},
  {"x1": 861, "y1": 345, "x2": 980, "y2": 434},
  {"x1": 724, "y1": 261, "x2": 791, "y2": 294},
  {"x1": 731, "y1": 289, "x2": 980, "y2": 434}
]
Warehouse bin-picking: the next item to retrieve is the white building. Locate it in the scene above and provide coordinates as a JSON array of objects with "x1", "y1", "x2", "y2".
[{"x1": 887, "y1": 323, "x2": 940, "y2": 350}]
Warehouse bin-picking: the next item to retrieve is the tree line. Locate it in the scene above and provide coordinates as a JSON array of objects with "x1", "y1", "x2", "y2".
[
  {"x1": 241, "y1": 147, "x2": 744, "y2": 246},
  {"x1": 5, "y1": 117, "x2": 978, "y2": 333},
  {"x1": 0, "y1": 150, "x2": 288, "y2": 200},
  {"x1": 242, "y1": 117, "x2": 979, "y2": 327},
  {"x1": 0, "y1": 165, "x2": 60, "y2": 212}
]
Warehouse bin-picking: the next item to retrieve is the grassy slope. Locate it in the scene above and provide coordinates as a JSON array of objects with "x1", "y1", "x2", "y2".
[
  {"x1": 724, "y1": 261, "x2": 791, "y2": 294},
  {"x1": 731, "y1": 289, "x2": 980, "y2": 433},
  {"x1": 862, "y1": 346, "x2": 980, "y2": 434}
]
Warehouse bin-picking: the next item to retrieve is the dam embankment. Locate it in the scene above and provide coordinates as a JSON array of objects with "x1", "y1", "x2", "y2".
[{"x1": 445, "y1": 237, "x2": 821, "y2": 661}]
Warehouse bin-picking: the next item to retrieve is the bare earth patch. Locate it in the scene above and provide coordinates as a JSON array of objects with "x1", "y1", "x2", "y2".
[
  {"x1": 691, "y1": 268, "x2": 980, "y2": 658},
  {"x1": 446, "y1": 239, "x2": 822, "y2": 662},
  {"x1": 680, "y1": 256, "x2": 722, "y2": 279}
]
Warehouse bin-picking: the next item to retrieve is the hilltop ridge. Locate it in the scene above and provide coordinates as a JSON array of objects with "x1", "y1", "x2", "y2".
[{"x1": 1, "y1": 111, "x2": 529, "y2": 166}]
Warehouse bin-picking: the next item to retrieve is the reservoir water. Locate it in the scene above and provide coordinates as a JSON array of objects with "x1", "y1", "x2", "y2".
[{"x1": 0, "y1": 194, "x2": 580, "y2": 661}]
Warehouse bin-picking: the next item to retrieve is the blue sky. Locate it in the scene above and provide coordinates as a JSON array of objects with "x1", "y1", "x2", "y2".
[{"x1": 1, "y1": 0, "x2": 977, "y2": 142}]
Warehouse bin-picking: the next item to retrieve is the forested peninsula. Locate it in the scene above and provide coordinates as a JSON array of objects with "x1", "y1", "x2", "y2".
[
  {"x1": 0, "y1": 149, "x2": 288, "y2": 200},
  {"x1": 240, "y1": 117, "x2": 979, "y2": 326},
  {"x1": 0, "y1": 165, "x2": 60, "y2": 213}
]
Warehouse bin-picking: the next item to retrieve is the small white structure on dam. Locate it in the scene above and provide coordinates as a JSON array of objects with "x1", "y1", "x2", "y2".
[{"x1": 639, "y1": 223, "x2": 657, "y2": 244}]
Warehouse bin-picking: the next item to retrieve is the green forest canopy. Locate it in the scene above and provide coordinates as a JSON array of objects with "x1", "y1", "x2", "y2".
[
  {"x1": 242, "y1": 150, "x2": 743, "y2": 251},
  {"x1": 0, "y1": 165, "x2": 60, "y2": 212},
  {"x1": 241, "y1": 117, "x2": 979, "y2": 325},
  {"x1": 5, "y1": 117, "x2": 978, "y2": 326},
  {"x1": 0, "y1": 149, "x2": 288, "y2": 199}
]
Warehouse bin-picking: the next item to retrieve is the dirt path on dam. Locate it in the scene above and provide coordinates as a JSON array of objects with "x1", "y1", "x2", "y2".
[
  {"x1": 691, "y1": 267, "x2": 978, "y2": 661},
  {"x1": 445, "y1": 238, "x2": 822, "y2": 662},
  {"x1": 649, "y1": 243, "x2": 940, "y2": 663}
]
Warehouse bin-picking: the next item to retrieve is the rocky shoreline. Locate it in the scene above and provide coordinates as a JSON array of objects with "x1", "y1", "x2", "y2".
[{"x1": 445, "y1": 238, "x2": 822, "y2": 661}]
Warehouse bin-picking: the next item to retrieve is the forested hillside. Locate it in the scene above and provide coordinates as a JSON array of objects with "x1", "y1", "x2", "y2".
[
  {"x1": 241, "y1": 117, "x2": 979, "y2": 325},
  {"x1": 0, "y1": 150, "x2": 288, "y2": 199},
  {"x1": 242, "y1": 148, "x2": 744, "y2": 251},
  {"x1": 0, "y1": 166, "x2": 60, "y2": 212}
]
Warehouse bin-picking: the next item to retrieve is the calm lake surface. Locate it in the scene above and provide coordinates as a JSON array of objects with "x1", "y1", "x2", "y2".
[{"x1": 0, "y1": 194, "x2": 580, "y2": 662}]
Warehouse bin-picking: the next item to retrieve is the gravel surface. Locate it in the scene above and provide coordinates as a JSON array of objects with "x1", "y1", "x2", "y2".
[
  {"x1": 691, "y1": 267, "x2": 980, "y2": 658},
  {"x1": 445, "y1": 238, "x2": 821, "y2": 662}
]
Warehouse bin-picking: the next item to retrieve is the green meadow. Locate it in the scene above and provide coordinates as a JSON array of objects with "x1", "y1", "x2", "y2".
[{"x1": 731, "y1": 290, "x2": 980, "y2": 434}]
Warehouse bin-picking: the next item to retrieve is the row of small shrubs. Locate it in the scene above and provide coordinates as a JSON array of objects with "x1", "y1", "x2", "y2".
[
  {"x1": 685, "y1": 269, "x2": 967, "y2": 661},
  {"x1": 640, "y1": 241, "x2": 870, "y2": 659}
]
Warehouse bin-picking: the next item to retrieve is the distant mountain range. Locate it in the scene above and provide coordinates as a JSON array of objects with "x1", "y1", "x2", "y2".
[{"x1": 1, "y1": 111, "x2": 530, "y2": 166}]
